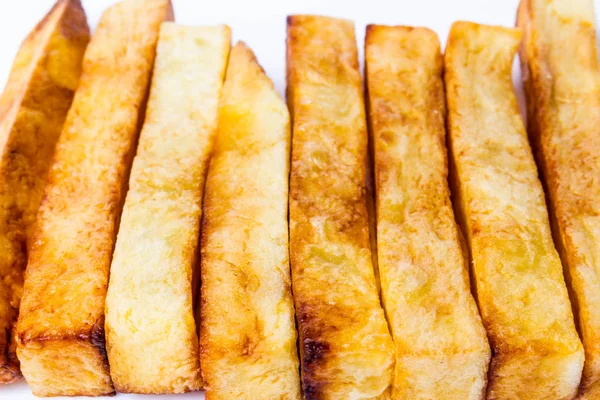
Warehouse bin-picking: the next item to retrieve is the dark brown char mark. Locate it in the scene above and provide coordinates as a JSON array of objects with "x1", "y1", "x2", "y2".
[{"x1": 297, "y1": 305, "x2": 332, "y2": 400}]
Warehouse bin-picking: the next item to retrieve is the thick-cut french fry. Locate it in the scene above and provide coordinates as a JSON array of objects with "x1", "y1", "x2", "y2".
[
  {"x1": 104, "y1": 23, "x2": 230, "y2": 394},
  {"x1": 517, "y1": 0, "x2": 600, "y2": 393},
  {"x1": 199, "y1": 42, "x2": 301, "y2": 400},
  {"x1": 444, "y1": 21, "x2": 584, "y2": 400},
  {"x1": 287, "y1": 15, "x2": 394, "y2": 400},
  {"x1": 365, "y1": 25, "x2": 490, "y2": 400},
  {"x1": 0, "y1": 0, "x2": 89, "y2": 384},
  {"x1": 15, "y1": 0, "x2": 172, "y2": 396}
]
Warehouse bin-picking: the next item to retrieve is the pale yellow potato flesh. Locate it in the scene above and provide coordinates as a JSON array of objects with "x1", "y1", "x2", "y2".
[
  {"x1": 365, "y1": 24, "x2": 490, "y2": 400},
  {"x1": 0, "y1": 0, "x2": 89, "y2": 383},
  {"x1": 445, "y1": 21, "x2": 584, "y2": 400},
  {"x1": 199, "y1": 41, "x2": 301, "y2": 400},
  {"x1": 104, "y1": 23, "x2": 230, "y2": 394},
  {"x1": 518, "y1": 0, "x2": 600, "y2": 394},
  {"x1": 287, "y1": 15, "x2": 394, "y2": 400},
  {"x1": 15, "y1": 0, "x2": 173, "y2": 396}
]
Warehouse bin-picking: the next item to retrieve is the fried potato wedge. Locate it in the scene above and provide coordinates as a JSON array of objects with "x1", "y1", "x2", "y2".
[
  {"x1": 517, "y1": 0, "x2": 600, "y2": 393},
  {"x1": 365, "y1": 25, "x2": 490, "y2": 400},
  {"x1": 444, "y1": 21, "x2": 584, "y2": 400},
  {"x1": 287, "y1": 15, "x2": 394, "y2": 400},
  {"x1": 15, "y1": 0, "x2": 173, "y2": 396},
  {"x1": 199, "y1": 42, "x2": 301, "y2": 400},
  {"x1": 105, "y1": 23, "x2": 230, "y2": 394},
  {"x1": 0, "y1": 0, "x2": 89, "y2": 384}
]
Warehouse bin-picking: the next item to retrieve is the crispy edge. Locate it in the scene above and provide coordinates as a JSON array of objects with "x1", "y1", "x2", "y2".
[
  {"x1": 579, "y1": 380, "x2": 600, "y2": 400},
  {"x1": 365, "y1": 24, "x2": 490, "y2": 400},
  {"x1": 517, "y1": 0, "x2": 600, "y2": 393},
  {"x1": 199, "y1": 41, "x2": 300, "y2": 400},
  {"x1": 105, "y1": 22, "x2": 230, "y2": 394},
  {"x1": 0, "y1": 2, "x2": 55, "y2": 122},
  {"x1": 287, "y1": 15, "x2": 394, "y2": 400},
  {"x1": 15, "y1": 0, "x2": 173, "y2": 396},
  {"x1": 0, "y1": 0, "x2": 78, "y2": 121},
  {"x1": 445, "y1": 21, "x2": 583, "y2": 400},
  {"x1": 0, "y1": 0, "x2": 89, "y2": 384}
]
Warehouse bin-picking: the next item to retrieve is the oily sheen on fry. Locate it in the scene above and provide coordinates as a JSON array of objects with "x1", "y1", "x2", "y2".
[
  {"x1": 15, "y1": 0, "x2": 173, "y2": 396},
  {"x1": 0, "y1": 0, "x2": 89, "y2": 384},
  {"x1": 105, "y1": 23, "x2": 230, "y2": 394},
  {"x1": 518, "y1": 0, "x2": 600, "y2": 394},
  {"x1": 444, "y1": 21, "x2": 584, "y2": 400},
  {"x1": 287, "y1": 15, "x2": 394, "y2": 400},
  {"x1": 200, "y1": 42, "x2": 301, "y2": 400},
  {"x1": 365, "y1": 24, "x2": 490, "y2": 400}
]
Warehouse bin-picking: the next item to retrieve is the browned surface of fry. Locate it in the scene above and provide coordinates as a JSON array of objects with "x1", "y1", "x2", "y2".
[
  {"x1": 445, "y1": 21, "x2": 583, "y2": 400},
  {"x1": 287, "y1": 15, "x2": 394, "y2": 400},
  {"x1": 0, "y1": 0, "x2": 89, "y2": 384},
  {"x1": 15, "y1": 0, "x2": 172, "y2": 396},
  {"x1": 518, "y1": 0, "x2": 600, "y2": 394}
]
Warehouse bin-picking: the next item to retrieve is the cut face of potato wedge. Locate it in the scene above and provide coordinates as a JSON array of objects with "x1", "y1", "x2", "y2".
[
  {"x1": 0, "y1": 0, "x2": 89, "y2": 384},
  {"x1": 287, "y1": 15, "x2": 394, "y2": 400},
  {"x1": 15, "y1": 0, "x2": 173, "y2": 396},
  {"x1": 517, "y1": 0, "x2": 600, "y2": 393},
  {"x1": 199, "y1": 42, "x2": 301, "y2": 400},
  {"x1": 365, "y1": 25, "x2": 490, "y2": 400},
  {"x1": 104, "y1": 23, "x2": 230, "y2": 394},
  {"x1": 444, "y1": 21, "x2": 584, "y2": 400}
]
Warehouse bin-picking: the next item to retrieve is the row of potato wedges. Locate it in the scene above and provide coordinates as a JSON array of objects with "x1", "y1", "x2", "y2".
[{"x1": 0, "y1": 0, "x2": 599, "y2": 399}]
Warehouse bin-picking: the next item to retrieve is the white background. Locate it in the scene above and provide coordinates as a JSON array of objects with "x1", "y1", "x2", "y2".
[{"x1": 1, "y1": 0, "x2": 599, "y2": 399}]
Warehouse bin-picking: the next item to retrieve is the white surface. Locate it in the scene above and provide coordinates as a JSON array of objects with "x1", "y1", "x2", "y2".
[{"x1": 1, "y1": 0, "x2": 599, "y2": 399}]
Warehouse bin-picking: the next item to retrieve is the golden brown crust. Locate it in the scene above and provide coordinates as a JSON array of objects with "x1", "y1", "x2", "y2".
[
  {"x1": 199, "y1": 41, "x2": 301, "y2": 400},
  {"x1": 287, "y1": 15, "x2": 394, "y2": 400},
  {"x1": 0, "y1": 0, "x2": 89, "y2": 384},
  {"x1": 517, "y1": 0, "x2": 600, "y2": 393},
  {"x1": 445, "y1": 21, "x2": 584, "y2": 400},
  {"x1": 579, "y1": 381, "x2": 600, "y2": 400},
  {"x1": 104, "y1": 23, "x2": 230, "y2": 394},
  {"x1": 365, "y1": 24, "x2": 490, "y2": 400},
  {"x1": 15, "y1": 0, "x2": 172, "y2": 396}
]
